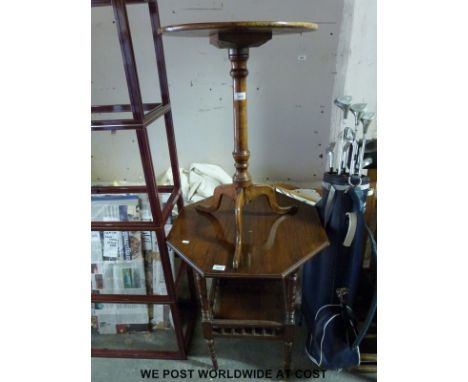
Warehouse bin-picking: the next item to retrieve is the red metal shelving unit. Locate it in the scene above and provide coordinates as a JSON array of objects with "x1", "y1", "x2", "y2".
[{"x1": 91, "y1": 0, "x2": 197, "y2": 359}]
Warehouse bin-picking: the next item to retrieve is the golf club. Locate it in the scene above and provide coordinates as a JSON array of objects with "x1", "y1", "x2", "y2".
[
  {"x1": 343, "y1": 126, "x2": 355, "y2": 140},
  {"x1": 326, "y1": 142, "x2": 336, "y2": 173},
  {"x1": 350, "y1": 103, "x2": 367, "y2": 129},
  {"x1": 334, "y1": 96, "x2": 353, "y2": 174},
  {"x1": 341, "y1": 141, "x2": 352, "y2": 174},
  {"x1": 357, "y1": 112, "x2": 375, "y2": 175},
  {"x1": 348, "y1": 103, "x2": 367, "y2": 175},
  {"x1": 342, "y1": 127, "x2": 355, "y2": 173},
  {"x1": 334, "y1": 96, "x2": 353, "y2": 119},
  {"x1": 362, "y1": 157, "x2": 373, "y2": 169},
  {"x1": 349, "y1": 139, "x2": 359, "y2": 175}
]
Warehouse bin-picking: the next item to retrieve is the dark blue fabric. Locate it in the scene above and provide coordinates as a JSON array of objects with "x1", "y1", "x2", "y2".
[
  {"x1": 302, "y1": 173, "x2": 373, "y2": 370},
  {"x1": 302, "y1": 174, "x2": 369, "y2": 325},
  {"x1": 305, "y1": 305, "x2": 360, "y2": 369}
]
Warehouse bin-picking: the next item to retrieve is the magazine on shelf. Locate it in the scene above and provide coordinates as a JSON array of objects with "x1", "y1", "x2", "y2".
[
  {"x1": 91, "y1": 195, "x2": 141, "y2": 261},
  {"x1": 91, "y1": 195, "x2": 147, "y2": 334},
  {"x1": 91, "y1": 231, "x2": 102, "y2": 263},
  {"x1": 91, "y1": 193, "x2": 176, "y2": 334}
]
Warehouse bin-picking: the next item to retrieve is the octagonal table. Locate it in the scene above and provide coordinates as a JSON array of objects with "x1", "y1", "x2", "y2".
[{"x1": 167, "y1": 192, "x2": 329, "y2": 370}]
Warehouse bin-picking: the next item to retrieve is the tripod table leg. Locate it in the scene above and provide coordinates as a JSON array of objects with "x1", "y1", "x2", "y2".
[
  {"x1": 245, "y1": 184, "x2": 297, "y2": 214},
  {"x1": 232, "y1": 188, "x2": 245, "y2": 269},
  {"x1": 195, "y1": 184, "x2": 236, "y2": 213}
]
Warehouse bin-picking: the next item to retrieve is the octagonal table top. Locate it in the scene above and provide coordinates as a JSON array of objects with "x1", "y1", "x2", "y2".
[
  {"x1": 167, "y1": 193, "x2": 329, "y2": 279},
  {"x1": 161, "y1": 21, "x2": 318, "y2": 37}
]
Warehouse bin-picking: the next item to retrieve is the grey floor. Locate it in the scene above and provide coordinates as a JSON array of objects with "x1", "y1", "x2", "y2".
[{"x1": 92, "y1": 318, "x2": 376, "y2": 382}]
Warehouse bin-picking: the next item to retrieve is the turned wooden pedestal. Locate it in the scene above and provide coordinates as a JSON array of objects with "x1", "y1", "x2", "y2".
[{"x1": 163, "y1": 21, "x2": 318, "y2": 269}]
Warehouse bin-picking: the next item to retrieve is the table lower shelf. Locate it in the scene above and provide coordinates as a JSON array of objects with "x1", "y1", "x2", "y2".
[
  {"x1": 210, "y1": 278, "x2": 285, "y2": 327},
  {"x1": 195, "y1": 273, "x2": 297, "y2": 369}
]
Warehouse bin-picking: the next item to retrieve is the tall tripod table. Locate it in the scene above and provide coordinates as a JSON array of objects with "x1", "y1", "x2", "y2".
[{"x1": 162, "y1": 22, "x2": 318, "y2": 269}]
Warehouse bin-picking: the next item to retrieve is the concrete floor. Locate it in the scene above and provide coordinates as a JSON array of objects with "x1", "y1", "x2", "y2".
[{"x1": 92, "y1": 318, "x2": 376, "y2": 382}]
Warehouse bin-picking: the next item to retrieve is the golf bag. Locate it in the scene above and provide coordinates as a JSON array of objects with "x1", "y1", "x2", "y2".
[{"x1": 302, "y1": 173, "x2": 377, "y2": 370}]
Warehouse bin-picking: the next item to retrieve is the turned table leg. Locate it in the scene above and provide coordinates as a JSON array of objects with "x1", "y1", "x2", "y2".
[
  {"x1": 283, "y1": 272, "x2": 298, "y2": 371},
  {"x1": 194, "y1": 272, "x2": 218, "y2": 369}
]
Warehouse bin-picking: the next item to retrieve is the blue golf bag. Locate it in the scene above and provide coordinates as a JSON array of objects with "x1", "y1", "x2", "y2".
[{"x1": 302, "y1": 173, "x2": 377, "y2": 370}]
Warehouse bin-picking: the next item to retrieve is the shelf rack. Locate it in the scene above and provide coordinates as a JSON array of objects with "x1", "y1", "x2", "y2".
[{"x1": 91, "y1": 0, "x2": 196, "y2": 359}]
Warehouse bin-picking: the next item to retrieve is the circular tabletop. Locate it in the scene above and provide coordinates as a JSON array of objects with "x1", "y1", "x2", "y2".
[{"x1": 161, "y1": 21, "x2": 318, "y2": 37}]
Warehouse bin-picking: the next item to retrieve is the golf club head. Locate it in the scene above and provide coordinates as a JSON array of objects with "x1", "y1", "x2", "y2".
[
  {"x1": 362, "y1": 157, "x2": 373, "y2": 168},
  {"x1": 359, "y1": 112, "x2": 376, "y2": 135},
  {"x1": 343, "y1": 126, "x2": 355, "y2": 141},
  {"x1": 350, "y1": 103, "x2": 367, "y2": 126},
  {"x1": 325, "y1": 142, "x2": 336, "y2": 153},
  {"x1": 334, "y1": 95, "x2": 353, "y2": 119}
]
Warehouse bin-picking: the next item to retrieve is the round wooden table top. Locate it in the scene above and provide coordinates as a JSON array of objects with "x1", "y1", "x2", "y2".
[{"x1": 161, "y1": 21, "x2": 318, "y2": 37}]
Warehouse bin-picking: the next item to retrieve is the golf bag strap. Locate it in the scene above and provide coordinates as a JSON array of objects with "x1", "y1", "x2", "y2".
[
  {"x1": 352, "y1": 225, "x2": 377, "y2": 348},
  {"x1": 348, "y1": 186, "x2": 377, "y2": 349},
  {"x1": 342, "y1": 185, "x2": 365, "y2": 246},
  {"x1": 324, "y1": 185, "x2": 336, "y2": 227},
  {"x1": 343, "y1": 212, "x2": 357, "y2": 247},
  {"x1": 337, "y1": 289, "x2": 358, "y2": 348}
]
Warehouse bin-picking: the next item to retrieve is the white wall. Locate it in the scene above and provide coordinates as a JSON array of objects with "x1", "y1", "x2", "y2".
[
  {"x1": 91, "y1": 0, "x2": 376, "y2": 185},
  {"x1": 330, "y1": 0, "x2": 377, "y2": 143}
]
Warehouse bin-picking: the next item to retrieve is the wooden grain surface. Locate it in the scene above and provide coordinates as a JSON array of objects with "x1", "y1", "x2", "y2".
[
  {"x1": 167, "y1": 193, "x2": 329, "y2": 278},
  {"x1": 212, "y1": 278, "x2": 284, "y2": 323}
]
